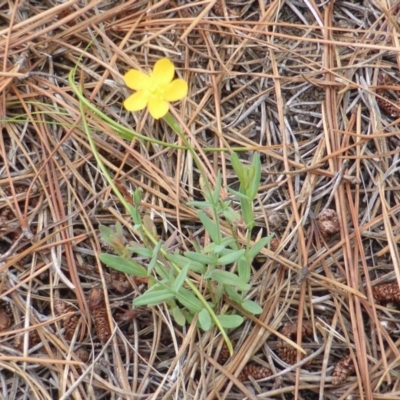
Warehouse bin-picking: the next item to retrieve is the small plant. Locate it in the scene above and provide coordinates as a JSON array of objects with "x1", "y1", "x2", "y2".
[
  {"x1": 71, "y1": 57, "x2": 272, "y2": 352},
  {"x1": 99, "y1": 154, "x2": 272, "y2": 331}
]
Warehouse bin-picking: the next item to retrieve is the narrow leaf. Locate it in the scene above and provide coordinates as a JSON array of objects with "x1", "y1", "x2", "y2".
[
  {"x1": 247, "y1": 235, "x2": 273, "y2": 260},
  {"x1": 217, "y1": 249, "x2": 245, "y2": 265},
  {"x1": 198, "y1": 210, "x2": 220, "y2": 243},
  {"x1": 133, "y1": 288, "x2": 175, "y2": 306},
  {"x1": 237, "y1": 256, "x2": 250, "y2": 284},
  {"x1": 127, "y1": 245, "x2": 152, "y2": 258},
  {"x1": 217, "y1": 314, "x2": 244, "y2": 329},
  {"x1": 173, "y1": 263, "x2": 190, "y2": 292},
  {"x1": 99, "y1": 253, "x2": 147, "y2": 277},
  {"x1": 227, "y1": 187, "x2": 249, "y2": 201},
  {"x1": 148, "y1": 240, "x2": 163, "y2": 273},
  {"x1": 210, "y1": 270, "x2": 250, "y2": 291},
  {"x1": 176, "y1": 287, "x2": 203, "y2": 313},
  {"x1": 224, "y1": 285, "x2": 243, "y2": 303},
  {"x1": 230, "y1": 153, "x2": 245, "y2": 182},
  {"x1": 198, "y1": 308, "x2": 212, "y2": 331},
  {"x1": 186, "y1": 201, "x2": 213, "y2": 208},
  {"x1": 166, "y1": 252, "x2": 205, "y2": 274},
  {"x1": 212, "y1": 171, "x2": 223, "y2": 205},
  {"x1": 184, "y1": 251, "x2": 217, "y2": 265},
  {"x1": 241, "y1": 299, "x2": 263, "y2": 315},
  {"x1": 249, "y1": 153, "x2": 261, "y2": 200},
  {"x1": 172, "y1": 307, "x2": 186, "y2": 326}
]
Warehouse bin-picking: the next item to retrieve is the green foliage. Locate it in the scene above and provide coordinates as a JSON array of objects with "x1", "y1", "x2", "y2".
[{"x1": 98, "y1": 154, "x2": 271, "y2": 344}]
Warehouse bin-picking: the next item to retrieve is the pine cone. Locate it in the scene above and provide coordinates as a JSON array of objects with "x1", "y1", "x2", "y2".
[
  {"x1": 216, "y1": 343, "x2": 230, "y2": 364},
  {"x1": 54, "y1": 299, "x2": 80, "y2": 340},
  {"x1": 213, "y1": 0, "x2": 224, "y2": 16},
  {"x1": 317, "y1": 209, "x2": 340, "y2": 238},
  {"x1": 277, "y1": 320, "x2": 313, "y2": 364},
  {"x1": 110, "y1": 271, "x2": 131, "y2": 293},
  {"x1": 88, "y1": 288, "x2": 111, "y2": 343},
  {"x1": 376, "y1": 73, "x2": 400, "y2": 118},
  {"x1": 239, "y1": 364, "x2": 272, "y2": 381},
  {"x1": 0, "y1": 305, "x2": 11, "y2": 332},
  {"x1": 332, "y1": 355, "x2": 355, "y2": 385},
  {"x1": 372, "y1": 283, "x2": 400, "y2": 304},
  {"x1": 75, "y1": 347, "x2": 89, "y2": 363},
  {"x1": 14, "y1": 328, "x2": 41, "y2": 351}
]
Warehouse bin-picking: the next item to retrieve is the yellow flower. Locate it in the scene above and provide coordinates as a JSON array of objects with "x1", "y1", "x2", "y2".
[{"x1": 123, "y1": 58, "x2": 188, "y2": 119}]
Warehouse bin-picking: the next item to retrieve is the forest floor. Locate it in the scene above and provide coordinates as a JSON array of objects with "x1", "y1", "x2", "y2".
[{"x1": 1, "y1": 1, "x2": 400, "y2": 399}]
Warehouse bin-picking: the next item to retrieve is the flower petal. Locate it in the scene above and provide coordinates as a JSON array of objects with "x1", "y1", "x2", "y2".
[
  {"x1": 151, "y1": 58, "x2": 175, "y2": 86},
  {"x1": 148, "y1": 97, "x2": 169, "y2": 119},
  {"x1": 123, "y1": 91, "x2": 148, "y2": 111},
  {"x1": 124, "y1": 69, "x2": 151, "y2": 91},
  {"x1": 163, "y1": 79, "x2": 188, "y2": 102}
]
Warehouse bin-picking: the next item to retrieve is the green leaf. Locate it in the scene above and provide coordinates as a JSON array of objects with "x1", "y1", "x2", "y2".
[
  {"x1": 99, "y1": 225, "x2": 114, "y2": 243},
  {"x1": 226, "y1": 187, "x2": 249, "y2": 201},
  {"x1": 182, "y1": 310, "x2": 194, "y2": 324},
  {"x1": 172, "y1": 306, "x2": 186, "y2": 326},
  {"x1": 224, "y1": 285, "x2": 243, "y2": 303},
  {"x1": 198, "y1": 308, "x2": 212, "y2": 330},
  {"x1": 165, "y1": 252, "x2": 205, "y2": 274},
  {"x1": 230, "y1": 153, "x2": 245, "y2": 182},
  {"x1": 203, "y1": 238, "x2": 237, "y2": 255},
  {"x1": 154, "y1": 262, "x2": 170, "y2": 280},
  {"x1": 186, "y1": 201, "x2": 213, "y2": 208},
  {"x1": 176, "y1": 287, "x2": 203, "y2": 313},
  {"x1": 249, "y1": 153, "x2": 261, "y2": 200},
  {"x1": 212, "y1": 171, "x2": 223, "y2": 205},
  {"x1": 184, "y1": 251, "x2": 217, "y2": 266},
  {"x1": 240, "y1": 198, "x2": 254, "y2": 229},
  {"x1": 217, "y1": 249, "x2": 245, "y2": 265},
  {"x1": 126, "y1": 244, "x2": 152, "y2": 258},
  {"x1": 241, "y1": 299, "x2": 263, "y2": 315},
  {"x1": 247, "y1": 235, "x2": 273, "y2": 260},
  {"x1": 133, "y1": 287, "x2": 175, "y2": 306},
  {"x1": 220, "y1": 236, "x2": 238, "y2": 248},
  {"x1": 209, "y1": 270, "x2": 250, "y2": 291},
  {"x1": 214, "y1": 284, "x2": 224, "y2": 303},
  {"x1": 99, "y1": 253, "x2": 148, "y2": 277},
  {"x1": 148, "y1": 240, "x2": 163, "y2": 273},
  {"x1": 237, "y1": 256, "x2": 250, "y2": 284},
  {"x1": 173, "y1": 263, "x2": 190, "y2": 292},
  {"x1": 223, "y1": 208, "x2": 241, "y2": 225},
  {"x1": 217, "y1": 314, "x2": 244, "y2": 329},
  {"x1": 198, "y1": 210, "x2": 220, "y2": 243}
]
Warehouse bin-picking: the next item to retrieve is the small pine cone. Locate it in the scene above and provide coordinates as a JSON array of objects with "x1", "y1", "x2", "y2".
[
  {"x1": 54, "y1": 299, "x2": 80, "y2": 340},
  {"x1": 0, "y1": 307, "x2": 11, "y2": 332},
  {"x1": 110, "y1": 271, "x2": 131, "y2": 293},
  {"x1": 216, "y1": 343, "x2": 230, "y2": 364},
  {"x1": 376, "y1": 73, "x2": 400, "y2": 118},
  {"x1": 14, "y1": 328, "x2": 41, "y2": 351},
  {"x1": 280, "y1": 320, "x2": 313, "y2": 339},
  {"x1": 239, "y1": 364, "x2": 272, "y2": 381},
  {"x1": 267, "y1": 212, "x2": 283, "y2": 231},
  {"x1": 332, "y1": 355, "x2": 356, "y2": 385},
  {"x1": 277, "y1": 340, "x2": 298, "y2": 364},
  {"x1": 317, "y1": 209, "x2": 340, "y2": 238},
  {"x1": 75, "y1": 347, "x2": 89, "y2": 363},
  {"x1": 213, "y1": 0, "x2": 224, "y2": 16},
  {"x1": 278, "y1": 321, "x2": 313, "y2": 364},
  {"x1": 88, "y1": 289, "x2": 111, "y2": 343},
  {"x1": 372, "y1": 283, "x2": 400, "y2": 304},
  {"x1": 269, "y1": 238, "x2": 280, "y2": 252}
]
